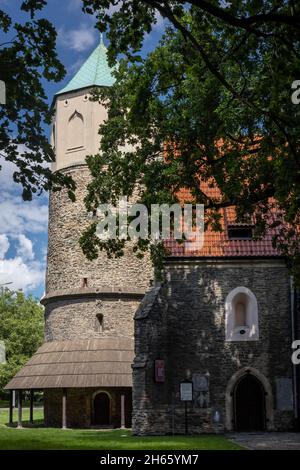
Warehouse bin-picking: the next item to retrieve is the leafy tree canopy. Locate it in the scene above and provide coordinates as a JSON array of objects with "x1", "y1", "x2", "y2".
[
  {"x1": 0, "y1": 288, "x2": 44, "y2": 394},
  {"x1": 77, "y1": 1, "x2": 300, "y2": 278},
  {"x1": 0, "y1": 0, "x2": 75, "y2": 200}
]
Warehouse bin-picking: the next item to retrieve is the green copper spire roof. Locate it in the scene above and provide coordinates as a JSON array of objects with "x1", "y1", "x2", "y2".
[{"x1": 56, "y1": 35, "x2": 115, "y2": 95}]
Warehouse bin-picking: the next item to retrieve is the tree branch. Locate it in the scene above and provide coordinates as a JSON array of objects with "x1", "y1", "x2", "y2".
[
  {"x1": 179, "y1": 0, "x2": 300, "y2": 30},
  {"x1": 144, "y1": 0, "x2": 300, "y2": 168}
]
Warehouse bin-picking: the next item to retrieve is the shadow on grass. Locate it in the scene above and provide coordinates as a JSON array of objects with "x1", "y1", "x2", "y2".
[{"x1": 5, "y1": 420, "x2": 45, "y2": 429}]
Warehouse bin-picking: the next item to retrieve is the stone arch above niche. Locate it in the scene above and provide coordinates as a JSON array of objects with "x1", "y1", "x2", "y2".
[
  {"x1": 67, "y1": 110, "x2": 84, "y2": 151},
  {"x1": 225, "y1": 286, "x2": 259, "y2": 342}
]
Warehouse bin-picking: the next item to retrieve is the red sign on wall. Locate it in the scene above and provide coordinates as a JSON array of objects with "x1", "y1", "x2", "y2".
[{"x1": 155, "y1": 359, "x2": 165, "y2": 383}]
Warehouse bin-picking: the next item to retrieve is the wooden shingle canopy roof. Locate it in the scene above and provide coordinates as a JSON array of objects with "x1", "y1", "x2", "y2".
[{"x1": 5, "y1": 337, "x2": 134, "y2": 390}]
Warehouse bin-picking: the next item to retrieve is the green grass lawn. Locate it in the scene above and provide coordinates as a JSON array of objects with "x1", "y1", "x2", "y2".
[{"x1": 0, "y1": 407, "x2": 243, "y2": 450}]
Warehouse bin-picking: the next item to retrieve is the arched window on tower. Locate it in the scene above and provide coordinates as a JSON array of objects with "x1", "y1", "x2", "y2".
[
  {"x1": 95, "y1": 313, "x2": 104, "y2": 333},
  {"x1": 67, "y1": 110, "x2": 84, "y2": 151},
  {"x1": 225, "y1": 287, "x2": 259, "y2": 341}
]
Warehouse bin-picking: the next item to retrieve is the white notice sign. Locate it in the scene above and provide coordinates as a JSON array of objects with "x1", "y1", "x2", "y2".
[{"x1": 180, "y1": 381, "x2": 193, "y2": 401}]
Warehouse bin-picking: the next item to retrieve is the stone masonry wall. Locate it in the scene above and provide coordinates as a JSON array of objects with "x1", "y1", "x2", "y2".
[
  {"x1": 133, "y1": 258, "x2": 295, "y2": 434},
  {"x1": 132, "y1": 284, "x2": 170, "y2": 435},
  {"x1": 45, "y1": 297, "x2": 139, "y2": 341},
  {"x1": 46, "y1": 165, "x2": 153, "y2": 296}
]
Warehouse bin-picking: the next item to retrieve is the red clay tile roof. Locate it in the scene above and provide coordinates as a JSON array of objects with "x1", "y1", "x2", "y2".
[{"x1": 164, "y1": 183, "x2": 280, "y2": 258}]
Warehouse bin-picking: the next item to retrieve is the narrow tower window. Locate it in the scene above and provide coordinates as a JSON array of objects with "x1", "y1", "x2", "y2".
[
  {"x1": 96, "y1": 313, "x2": 104, "y2": 332},
  {"x1": 82, "y1": 277, "x2": 88, "y2": 288}
]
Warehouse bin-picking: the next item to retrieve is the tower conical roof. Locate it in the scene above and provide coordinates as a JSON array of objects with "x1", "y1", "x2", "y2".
[{"x1": 56, "y1": 36, "x2": 115, "y2": 95}]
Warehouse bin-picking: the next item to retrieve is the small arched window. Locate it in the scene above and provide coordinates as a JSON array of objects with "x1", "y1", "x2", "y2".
[
  {"x1": 96, "y1": 313, "x2": 104, "y2": 333},
  {"x1": 225, "y1": 287, "x2": 259, "y2": 342},
  {"x1": 67, "y1": 110, "x2": 84, "y2": 151}
]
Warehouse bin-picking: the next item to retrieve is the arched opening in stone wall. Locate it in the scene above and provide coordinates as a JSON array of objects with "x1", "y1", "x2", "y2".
[
  {"x1": 92, "y1": 392, "x2": 111, "y2": 425},
  {"x1": 225, "y1": 367, "x2": 274, "y2": 431},
  {"x1": 234, "y1": 373, "x2": 266, "y2": 431}
]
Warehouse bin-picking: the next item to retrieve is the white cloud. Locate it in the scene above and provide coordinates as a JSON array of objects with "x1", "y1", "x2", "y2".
[
  {"x1": 0, "y1": 150, "x2": 48, "y2": 294},
  {"x1": 0, "y1": 157, "x2": 48, "y2": 236},
  {"x1": 0, "y1": 193, "x2": 48, "y2": 235},
  {"x1": 153, "y1": 12, "x2": 165, "y2": 32},
  {"x1": 0, "y1": 257, "x2": 44, "y2": 292},
  {"x1": 17, "y1": 234, "x2": 34, "y2": 261},
  {"x1": 68, "y1": 57, "x2": 86, "y2": 75},
  {"x1": 66, "y1": 0, "x2": 83, "y2": 10},
  {"x1": 0, "y1": 146, "x2": 50, "y2": 192},
  {"x1": 58, "y1": 24, "x2": 96, "y2": 52},
  {"x1": 106, "y1": 3, "x2": 122, "y2": 16},
  {"x1": 144, "y1": 12, "x2": 166, "y2": 43},
  {"x1": 0, "y1": 191, "x2": 47, "y2": 293},
  {"x1": 0, "y1": 234, "x2": 9, "y2": 259},
  {"x1": 0, "y1": 157, "x2": 19, "y2": 192}
]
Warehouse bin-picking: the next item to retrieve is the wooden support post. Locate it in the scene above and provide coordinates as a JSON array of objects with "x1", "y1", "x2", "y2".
[
  {"x1": 29, "y1": 390, "x2": 34, "y2": 424},
  {"x1": 62, "y1": 388, "x2": 67, "y2": 429},
  {"x1": 120, "y1": 394, "x2": 125, "y2": 429},
  {"x1": 9, "y1": 390, "x2": 13, "y2": 424},
  {"x1": 17, "y1": 390, "x2": 23, "y2": 429}
]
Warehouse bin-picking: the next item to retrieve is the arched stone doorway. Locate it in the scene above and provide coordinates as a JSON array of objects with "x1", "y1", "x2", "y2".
[
  {"x1": 93, "y1": 392, "x2": 111, "y2": 426},
  {"x1": 225, "y1": 367, "x2": 274, "y2": 431},
  {"x1": 234, "y1": 374, "x2": 265, "y2": 431}
]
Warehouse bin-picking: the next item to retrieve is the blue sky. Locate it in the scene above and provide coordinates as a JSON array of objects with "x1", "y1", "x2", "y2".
[{"x1": 0, "y1": 0, "x2": 164, "y2": 300}]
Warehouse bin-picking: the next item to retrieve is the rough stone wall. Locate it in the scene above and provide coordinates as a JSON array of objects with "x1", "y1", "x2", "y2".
[
  {"x1": 132, "y1": 284, "x2": 170, "y2": 435},
  {"x1": 44, "y1": 387, "x2": 132, "y2": 428},
  {"x1": 45, "y1": 297, "x2": 139, "y2": 341},
  {"x1": 133, "y1": 259, "x2": 295, "y2": 434},
  {"x1": 46, "y1": 165, "x2": 153, "y2": 295}
]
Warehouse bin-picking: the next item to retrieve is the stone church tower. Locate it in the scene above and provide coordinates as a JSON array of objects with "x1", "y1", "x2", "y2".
[{"x1": 5, "y1": 38, "x2": 153, "y2": 428}]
